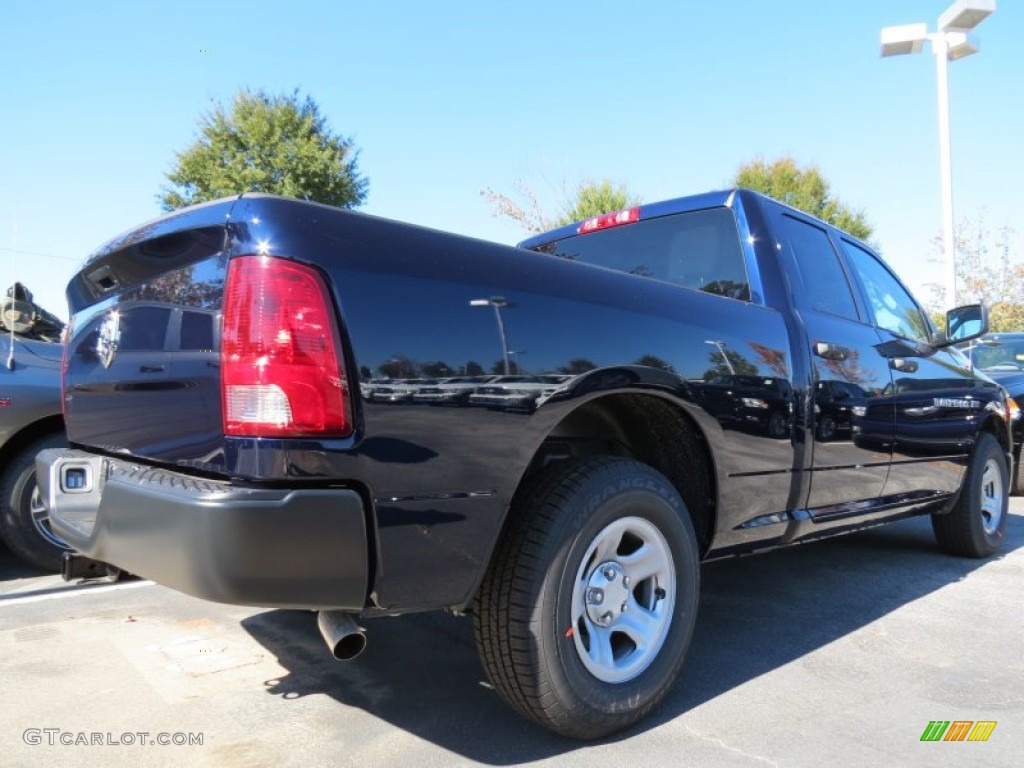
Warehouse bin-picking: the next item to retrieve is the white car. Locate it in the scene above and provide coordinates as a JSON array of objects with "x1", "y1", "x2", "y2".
[
  {"x1": 468, "y1": 375, "x2": 571, "y2": 412},
  {"x1": 413, "y1": 376, "x2": 497, "y2": 405},
  {"x1": 370, "y1": 379, "x2": 439, "y2": 403}
]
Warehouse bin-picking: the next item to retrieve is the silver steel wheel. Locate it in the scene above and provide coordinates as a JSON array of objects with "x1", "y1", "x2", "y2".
[
  {"x1": 979, "y1": 457, "x2": 1005, "y2": 535},
  {"x1": 570, "y1": 516, "x2": 675, "y2": 684},
  {"x1": 28, "y1": 484, "x2": 68, "y2": 549}
]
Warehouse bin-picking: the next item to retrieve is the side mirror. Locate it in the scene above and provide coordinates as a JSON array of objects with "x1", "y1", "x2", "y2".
[{"x1": 940, "y1": 304, "x2": 988, "y2": 347}]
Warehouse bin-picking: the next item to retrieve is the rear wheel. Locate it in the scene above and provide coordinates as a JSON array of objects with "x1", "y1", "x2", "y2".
[
  {"x1": 931, "y1": 433, "x2": 1008, "y2": 558},
  {"x1": 0, "y1": 433, "x2": 70, "y2": 571},
  {"x1": 474, "y1": 457, "x2": 700, "y2": 739}
]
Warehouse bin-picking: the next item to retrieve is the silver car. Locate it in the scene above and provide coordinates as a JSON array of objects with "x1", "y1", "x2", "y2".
[{"x1": 0, "y1": 283, "x2": 69, "y2": 571}]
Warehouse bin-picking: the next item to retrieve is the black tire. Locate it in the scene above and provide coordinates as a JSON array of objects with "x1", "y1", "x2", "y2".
[
  {"x1": 474, "y1": 456, "x2": 700, "y2": 739},
  {"x1": 931, "y1": 433, "x2": 1009, "y2": 558},
  {"x1": 767, "y1": 410, "x2": 788, "y2": 439},
  {"x1": 0, "y1": 432, "x2": 70, "y2": 571}
]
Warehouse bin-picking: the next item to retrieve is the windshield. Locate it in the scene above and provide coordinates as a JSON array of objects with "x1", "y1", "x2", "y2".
[{"x1": 964, "y1": 337, "x2": 1024, "y2": 371}]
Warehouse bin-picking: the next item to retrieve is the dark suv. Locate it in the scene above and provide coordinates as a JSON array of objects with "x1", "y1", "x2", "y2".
[{"x1": 959, "y1": 332, "x2": 1024, "y2": 494}]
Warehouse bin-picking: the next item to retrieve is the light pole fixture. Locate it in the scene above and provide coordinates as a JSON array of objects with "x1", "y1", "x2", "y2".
[
  {"x1": 705, "y1": 340, "x2": 735, "y2": 375},
  {"x1": 880, "y1": 0, "x2": 996, "y2": 309},
  {"x1": 470, "y1": 296, "x2": 512, "y2": 375}
]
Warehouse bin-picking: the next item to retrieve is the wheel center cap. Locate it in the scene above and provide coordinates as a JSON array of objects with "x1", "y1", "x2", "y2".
[{"x1": 584, "y1": 562, "x2": 631, "y2": 625}]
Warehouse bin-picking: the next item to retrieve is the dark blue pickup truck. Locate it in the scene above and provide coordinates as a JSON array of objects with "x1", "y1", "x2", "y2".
[{"x1": 38, "y1": 189, "x2": 1013, "y2": 738}]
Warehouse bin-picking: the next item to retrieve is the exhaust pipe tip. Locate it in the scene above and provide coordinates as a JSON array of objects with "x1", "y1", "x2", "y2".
[{"x1": 317, "y1": 610, "x2": 367, "y2": 661}]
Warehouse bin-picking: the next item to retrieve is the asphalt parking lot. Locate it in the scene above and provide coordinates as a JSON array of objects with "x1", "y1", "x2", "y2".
[{"x1": 1, "y1": 500, "x2": 1022, "y2": 768}]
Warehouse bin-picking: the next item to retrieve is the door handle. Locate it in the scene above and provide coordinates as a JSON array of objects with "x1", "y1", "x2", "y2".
[
  {"x1": 813, "y1": 342, "x2": 850, "y2": 361},
  {"x1": 139, "y1": 365, "x2": 165, "y2": 373}
]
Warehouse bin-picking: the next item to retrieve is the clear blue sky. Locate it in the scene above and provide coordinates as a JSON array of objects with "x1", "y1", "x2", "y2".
[{"x1": 2, "y1": 0, "x2": 1021, "y2": 320}]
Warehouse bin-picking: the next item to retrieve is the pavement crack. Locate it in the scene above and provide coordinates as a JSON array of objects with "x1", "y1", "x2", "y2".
[{"x1": 682, "y1": 722, "x2": 783, "y2": 767}]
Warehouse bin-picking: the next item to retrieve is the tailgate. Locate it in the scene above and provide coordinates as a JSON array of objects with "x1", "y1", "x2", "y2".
[{"x1": 64, "y1": 199, "x2": 234, "y2": 471}]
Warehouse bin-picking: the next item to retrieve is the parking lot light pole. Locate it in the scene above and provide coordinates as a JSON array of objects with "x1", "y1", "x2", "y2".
[
  {"x1": 880, "y1": 0, "x2": 996, "y2": 309},
  {"x1": 470, "y1": 297, "x2": 511, "y2": 375},
  {"x1": 705, "y1": 340, "x2": 735, "y2": 375}
]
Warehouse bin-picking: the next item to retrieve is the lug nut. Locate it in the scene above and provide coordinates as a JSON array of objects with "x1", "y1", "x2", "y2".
[
  {"x1": 620, "y1": 602, "x2": 628, "y2": 612},
  {"x1": 622, "y1": 576, "x2": 631, "y2": 588},
  {"x1": 600, "y1": 611, "x2": 614, "y2": 625},
  {"x1": 603, "y1": 566, "x2": 617, "y2": 581},
  {"x1": 586, "y1": 587, "x2": 604, "y2": 605}
]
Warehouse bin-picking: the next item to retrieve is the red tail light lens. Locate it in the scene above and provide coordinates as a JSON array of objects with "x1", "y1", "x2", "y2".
[
  {"x1": 222, "y1": 255, "x2": 351, "y2": 437},
  {"x1": 577, "y1": 207, "x2": 641, "y2": 234}
]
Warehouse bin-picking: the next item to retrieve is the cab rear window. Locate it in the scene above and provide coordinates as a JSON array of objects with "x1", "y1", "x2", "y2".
[{"x1": 530, "y1": 207, "x2": 749, "y2": 301}]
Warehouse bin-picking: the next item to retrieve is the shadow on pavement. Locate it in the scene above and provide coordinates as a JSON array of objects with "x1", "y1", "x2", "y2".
[
  {"x1": 244, "y1": 608, "x2": 572, "y2": 761},
  {"x1": 0, "y1": 541, "x2": 51, "y2": 583},
  {"x1": 661, "y1": 511, "x2": 1023, "y2": 724},
  {"x1": 242, "y1": 512, "x2": 1023, "y2": 763}
]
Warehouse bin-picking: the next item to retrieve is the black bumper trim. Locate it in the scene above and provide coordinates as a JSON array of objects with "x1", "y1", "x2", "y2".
[{"x1": 37, "y1": 448, "x2": 369, "y2": 610}]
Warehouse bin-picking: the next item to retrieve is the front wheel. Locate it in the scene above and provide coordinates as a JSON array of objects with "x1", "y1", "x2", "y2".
[
  {"x1": 767, "y1": 410, "x2": 788, "y2": 439},
  {"x1": 474, "y1": 457, "x2": 700, "y2": 739},
  {"x1": 932, "y1": 433, "x2": 1008, "y2": 558}
]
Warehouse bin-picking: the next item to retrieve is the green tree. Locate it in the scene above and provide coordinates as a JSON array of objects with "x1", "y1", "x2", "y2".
[
  {"x1": 160, "y1": 89, "x2": 368, "y2": 211},
  {"x1": 734, "y1": 156, "x2": 872, "y2": 241},
  {"x1": 821, "y1": 349, "x2": 877, "y2": 390},
  {"x1": 560, "y1": 180, "x2": 640, "y2": 226},
  {"x1": 481, "y1": 178, "x2": 641, "y2": 234},
  {"x1": 748, "y1": 342, "x2": 789, "y2": 379},
  {"x1": 703, "y1": 348, "x2": 757, "y2": 381},
  {"x1": 558, "y1": 358, "x2": 597, "y2": 375},
  {"x1": 379, "y1": 356, "x2": 417, "y2": 380},
  {"x1": 421, "y1": 361, "x2": 455, "y2": 378},
  {"x1": 634, "y1": 354, "x2": 675, "y2": 373},
  {"x1": 989, "y1": 302, "x2": 1024, "y2": 332}
]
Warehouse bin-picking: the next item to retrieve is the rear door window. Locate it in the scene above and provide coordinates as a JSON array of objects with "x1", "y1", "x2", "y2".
[
  {"x1": 779, "y1": 215, "x2": 860, "y2": 322},
  {"x1": 180, "y1": 310, "x2": 215, "y2": 351},
  {"x1": 117, "y1": 306, "x2": 171, "y2": 351}
]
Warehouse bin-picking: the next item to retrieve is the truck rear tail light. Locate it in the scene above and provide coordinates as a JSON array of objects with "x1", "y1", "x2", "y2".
[
  {"x1": 222, "y1": 255, "x2": 351, "y2": 437},
  {"x1": 577, "y1": 207, "x2": 641, "y2": 234}
]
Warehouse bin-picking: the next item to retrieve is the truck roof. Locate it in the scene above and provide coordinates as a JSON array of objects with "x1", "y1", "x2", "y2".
[
  {"x1": 517, "y1": 189, "x2": 739, "y2": 250},
  {"x1": 517, "y1": 187, "x2": 871, "y2": 252}
]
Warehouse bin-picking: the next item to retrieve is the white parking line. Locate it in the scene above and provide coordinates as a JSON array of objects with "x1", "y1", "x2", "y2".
[{"x1": 0, "y1": 579, "x2": 155, "y2": 607}]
